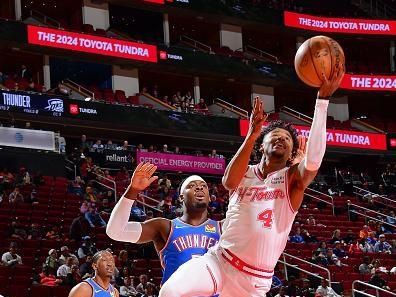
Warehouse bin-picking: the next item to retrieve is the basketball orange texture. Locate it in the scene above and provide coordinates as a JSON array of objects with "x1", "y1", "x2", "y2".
[{"x1": 294, "y1": 36, "x2": 345, "y2": 87}]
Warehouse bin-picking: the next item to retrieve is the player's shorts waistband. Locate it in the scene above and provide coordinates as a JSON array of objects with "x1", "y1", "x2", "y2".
[{"x1": 220, "y1": 248, "x2": 274, "y2": 279}]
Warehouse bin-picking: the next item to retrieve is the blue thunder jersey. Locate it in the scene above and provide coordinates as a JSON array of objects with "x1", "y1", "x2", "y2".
[
  {"x1": 85, "y1": 277, "x2": 116, "y2": 297},
  {"x1": 159, "y1": 218, "x2": 221, "y2": 285}
]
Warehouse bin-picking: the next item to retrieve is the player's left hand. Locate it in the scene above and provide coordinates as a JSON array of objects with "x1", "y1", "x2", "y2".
[
  {"x1": 318, "y1": 63, "x2": 345, "y2": 99},
  {"x1": 292, "y1": 135, "x2": 307, "y2": 165}
]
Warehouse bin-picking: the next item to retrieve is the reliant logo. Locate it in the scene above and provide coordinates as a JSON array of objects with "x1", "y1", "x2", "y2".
[
  {"x1": 45, "y1": 99, "x2": 64, "y2": 112},
  {"x1": 106, "y1": 154, "x2": 128, "y2": 162}
]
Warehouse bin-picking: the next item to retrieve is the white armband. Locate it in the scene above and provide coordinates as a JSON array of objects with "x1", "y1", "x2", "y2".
[
  {"x1": 304, "y1": 99, "x2": 328, "y2": 171},
  {"x1": 106, "y1": 196, "x2": 142, "y2": 243}
]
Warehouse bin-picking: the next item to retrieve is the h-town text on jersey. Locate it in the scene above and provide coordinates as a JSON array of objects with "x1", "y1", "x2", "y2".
[{"x1": 236, "y1": 186, "x2": 286, "y2": 202}]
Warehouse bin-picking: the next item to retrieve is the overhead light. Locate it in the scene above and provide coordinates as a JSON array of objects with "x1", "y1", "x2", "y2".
[{"x1": 84, "y1": 97, "x2": 91, "y2": 101}]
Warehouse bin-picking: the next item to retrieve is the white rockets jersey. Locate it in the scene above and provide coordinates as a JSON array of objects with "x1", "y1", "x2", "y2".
[{"x1": 219, "y1": 164, "x2": 297, "y2": 271}]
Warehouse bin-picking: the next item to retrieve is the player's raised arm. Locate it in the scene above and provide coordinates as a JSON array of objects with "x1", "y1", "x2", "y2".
[
  {"x1": 292, "y1": 65, "x2": 345, "y2": 191},
  {"x1": 106, "y1": 162, "x2": 167, "y2": 244},
  {"x1": 222, "y1": 97, "x2": 267, "y2": 190}
]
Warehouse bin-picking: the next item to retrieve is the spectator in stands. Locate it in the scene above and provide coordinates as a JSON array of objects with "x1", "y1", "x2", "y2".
[
  {"x1": 39, "y1": 265, "x2": 61, "y2": 286},
  {"x1": 208, "y1": 194, "x2": 222, "y2": 214},
  {"x1": 359, "y1": 256, "x2": 372, "y2": 274},
  {"x1": 27, "y1": 223, "x2": 42, "y2": 240},
  {"x1": 7, "y1": 220, "x2": 27, "y2": 240},
  {"x1": 360, "y1": 238, "x2": 375, "y2": 254},
  {"x1": 317, "y1": 241, "x2": 327, "y2": 255},
  {"x1": 92, "y1": 139, "x2": 104, "y2": 152},
  {"x1": 80, "y1": 134, "x2": 90, "y2": 154},
  {"x1": 64, "y1": 264, "x2": 81, "y2": 286},
  {"x1": 77, "y1": 236, "x2": 97, "y2": 259},
  {"x1": 136, "y1": 274, "x2": 151, "y2": 294},
  {"x1": 85, "y1": 205, "x2": 107, "y2": 227},
  {"x1": 45, "y1": 225, "x2": 62, "y2": 240},
  {"x1": 315, "y1": 279, "x2": 340, "y2": 297},
  {"x1": 290, "y1": 227, "x2": 305, "y2": 243},
  {"x1": 79, "y1": 254, "x2": 94, "y2": 279},
  {"x1": 359, "y1": 225, "x2": 370, "y2": 239},
  {"x1": 117, "y1": 166, "x2": 130, "y2": 181},
  {"x1": 197, "y1": 98, "x2": 208, "y2": 111},
  {"x1": 1, "y1": 242, "x2": 22, "y2": 266},
  {"x1": 25, "y1": 188, "x2": 38, "y2": 204},
  {"x1": 162, "y1": 144, "x2": 169, "y2": 153},
  {"x1": 115, "y1": 250, "x2": 130, "y2": 270},
  {"x1": 130, "y1": 204, "x2": 146, "y2": 222},
  {"x1": 26, "y1": 80, "x2": 35, "y2": 92},
  {"x1": 330, "y1": 229, "x2": 342, "y2": 244},
  {"x1": 99, "y1": 198, "x2": 112, "y2": 219},
  {"x1": 120, "y1": 276, "x2": 139, "y2": 297},
  {"x1": 333, "y1": 241, "x2": 347, "y2": 258},
  {"x1": 174, "y1": 146, "x2": 181, "y2": 154},
  {"x1": 8, "y1": 186, "x2": 23, "y2": 204},
  {"x1": 143, "y1": 282, "x2": 157, "y2": 297},
  {"x1": 84, "y1": 186, "x2": 98, "y2": 203},
  {"x1": 343, "y1": 229, "x2": 356, "y2": 245},
  {"x1": 57, "y1": 256, "x2": 73, "y2": 281},
  {"x1": 54, "y1": 82, "x2": 70, "y2": 96},
  {"x1": 19, "y1": 64, "x2": 32, "y2": 79},
  {"x1": 367, "y1": 231, "x2": 377, "y2": 247},
  {"x1": 158, "y1": 174, "x2": 171, "y2": 189},
  {"x1": 70, "y1": 176, "x2": 85, "y2": 196},
  {"x1": 33, "y1": 171, "x2": 45, "y2": 186},
  {"x1": 299, "y1": 279, "x2": 314, "y2": 297},
  {"x1": 325, "y1": 248, "x2": 341, "y2": 266},
  {"x1": 387, "y1": 210, "x2": 396, "y2": 224},
  {"x1": 0, "y1": 168, "x2": 14, "y2": 187},
  {"x1": 301, "y1": 229, "x2": 318, "y2": 243},
  {"x1": 44, "y1": 249, "x2": 60, "y2": 275},
  {"x1": 369, "y1": 270, "x2": 390, "y2": 290},
  {"x1": 59, "y1": 246, "x2": 79, "y2": 266},
  {"x1": 374, "y1": 234, "x2": 392, "y2": 254}
]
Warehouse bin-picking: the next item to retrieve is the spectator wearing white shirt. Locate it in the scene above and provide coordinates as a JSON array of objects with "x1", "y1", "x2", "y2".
[
  {"x1": 57, "y1": 257, "x2": 73, "y2": 280},
  {"x1": 374, "y1": 234, "x2": 392, "y2": 254},
  {"x1": 1, "y1": 242, "x2": 22, "y2": 266},
  {"x1": 59, "y1": 246, "x2": 79, "y2": 266},
  {"x1": 120, "y1": 276, "x2": 139, "y2": 297},
  {"x1": 316, "y1": 279, "x2": 341, "y2": 297}
]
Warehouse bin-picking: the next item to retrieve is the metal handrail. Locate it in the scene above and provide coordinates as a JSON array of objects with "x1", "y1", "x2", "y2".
[
  {"x1": 138, "y1": 193, "x2": 163, "y2": 213},
  {"x1": 353, "y1": 186, "x2": 395, "y2": 205},
  {"x1": 304, "y1": 193, "x2": 335, "y2": 215},
  {"x1": 352, "y1": 280, "x2": 396, "y2": 297},
  {"x1": 280, "y1": 106, "x2": 313, "y2": 121},
  {"x1": 92, "y1": 172, "x2": 117, "y2": 201},
  {"x1": 29, "y1": 10, "x2": 62, "y2": 28},
  {"x1": 180, "y1": 35, "x2": 212, "y2": 53},
  {"x1": 63, "y1": 79, "x2": 95, "y2": 100},
  {"x1": 64, "y1": 158, "x2": 77, "y2": 180},
  {"x1": 214, "y1": 98, "x2": 248, "y2": 118},
  {"x1": 307, "y1": 187, "x2": 333, "y2": 199},
  {"x1": 244, "y1": 45, "x2": 280, "y2": 63},
  {"x1": 281, "y1": 252, "x2": 331, "y2": 284},
  {"x1": 347, "y1": 202, "x2": 396, "y2": 228}
]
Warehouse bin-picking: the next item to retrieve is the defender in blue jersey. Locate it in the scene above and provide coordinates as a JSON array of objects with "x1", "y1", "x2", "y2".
[
  {"x1": 107, "y1": 162, "x2": 221, "y2": 287},
  {"x1": 68, "y1": 250, "x2": 119, "y2": 297}
]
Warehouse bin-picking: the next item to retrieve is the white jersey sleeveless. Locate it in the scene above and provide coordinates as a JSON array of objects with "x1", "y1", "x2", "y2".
[{"x1": 219, "y1": 164, "x2": 297, "y2": 271}]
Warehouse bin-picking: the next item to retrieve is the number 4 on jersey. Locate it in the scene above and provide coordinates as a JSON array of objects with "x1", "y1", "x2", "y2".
[{"x1": 257, "y1": 209, "x2": 273, "y2": 229}]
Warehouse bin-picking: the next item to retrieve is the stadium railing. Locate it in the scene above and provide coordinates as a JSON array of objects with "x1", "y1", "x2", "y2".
[{"x1": 352, "y1": 280, "x2": 396, "y2": 297}]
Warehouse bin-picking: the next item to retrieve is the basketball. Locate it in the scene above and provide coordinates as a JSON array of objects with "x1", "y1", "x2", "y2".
[{"x1": 294, "y1": 35, "x2": 345, "y2": 87}]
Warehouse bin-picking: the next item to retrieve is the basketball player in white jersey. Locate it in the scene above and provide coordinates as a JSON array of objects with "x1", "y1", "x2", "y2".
[{"x1": 159, "y1": 69, "x2": 344, "y2": 297}]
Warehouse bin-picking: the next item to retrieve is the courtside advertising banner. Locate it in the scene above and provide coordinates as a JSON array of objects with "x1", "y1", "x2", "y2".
[
  {"x1": 136, "y1": 152, "x2": 226, "y2": 175},
  {"x1": 284, "y1": 11, "x2": 396, "y2": 35},
  {"x1": 340, "y1": 74, "x2": 396, "y2": 91},
  {"x1": 27, "y1": 25, "x2": 158, "y2": 62},
  {"x1": 0, "y1": 127, "x2": 55, "y2": 151},
  {"x1": 239, "y1": 120, "x2": 387, "y2": 151}
]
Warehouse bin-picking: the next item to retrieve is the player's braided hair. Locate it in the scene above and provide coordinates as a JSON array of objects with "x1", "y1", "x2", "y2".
[
  {"x1": 92, "y1": 250, "x2": 109, "y2": 264},
  {"x1": 260, "y1": 120, "x2": 299, "y2": 167}
]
